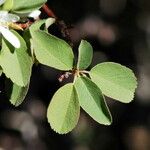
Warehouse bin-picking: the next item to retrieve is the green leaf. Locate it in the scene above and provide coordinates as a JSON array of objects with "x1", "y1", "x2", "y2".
[
  {"x1": 29, "y1": 19, "x2": 47, "y2": 33},
  {"x1": 3, "y1": 0, "x2": 46, "y2": 13},
  {"x1": 32, "y1": 30, "x2": 74, "y2": 70},
  {"x1": 90, "y1": 62, "x2": 137, "y2": 103},
  {"x1": 29, "y1": 18, "x2": 55, "y2": 35},
  {"x1": 24, "y1": 19, "x2": 52, "y2": 55},
  {"x1": 77, "y1": 40, "x2": 93, "y2": 70},
  {"x1": 74, "y1": 76, "x2": 112, "y2": 125},
  {"x1": 2, "y1": 0, "x2": 13, "y2": 10},
  {"x1": 47, "y1": 83, "x2": 80, "y2": 134},
  {"x1": 6, "y1": 79, "x2": 29, "y2": 106},
  {"x1": 0, "y1": 30, "x2": 33, "y2": 86}
]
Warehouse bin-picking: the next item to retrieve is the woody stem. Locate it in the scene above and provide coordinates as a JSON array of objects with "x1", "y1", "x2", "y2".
[{"x1": 42, "y1": 4, "x2": 57, "y2": 19}]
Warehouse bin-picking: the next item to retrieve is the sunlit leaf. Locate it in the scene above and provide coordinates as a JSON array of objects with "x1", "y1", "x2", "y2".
[
  {"x1": 2, "y1": 0, "x2": 13, "y2": 10},
  {"x1": 3, "y1": 0, "x2": 46, "y2": 13},
  {"x1": 74, "y1": 76, "x2": 112, "y2": 125},
  {"x1": 0, "y1": 30, "x2": 33, "y2": 86},
  {"x1": 90, "y1": 62, "x2": 137, "y2": 103},
  {"x1": 77, "y1": 40, "x2": 93, "y2": 70},
  {"x1": 32, "y1": 30, "x2": 74, "y2": 70},
  {"x1": 30, "y1": 19, "x2": 46, "y2": 31},
  {"x1": 29, "y1": 18, "x2": 54, "y2": 34},
  {"x1": 47, "y1": 83, "x2": 80, "y2": 134}
]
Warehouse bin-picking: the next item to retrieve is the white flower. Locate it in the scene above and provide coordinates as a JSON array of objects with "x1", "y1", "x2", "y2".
[
  {"x1": 28, "y1": 10, "x2": 41, "y2": 20},
  {"x1": 0, "y1": 11, "x2": 20, "y2": 48},
  {"x1": 0, "y1": 0, "x2": 5, "y2": 6}
]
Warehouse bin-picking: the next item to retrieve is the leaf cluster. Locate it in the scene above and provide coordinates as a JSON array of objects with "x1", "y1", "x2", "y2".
[
  {"x1": 47, "y1": 40, "x2": 137, "y2": 134},
  {"x1": 0, "y1": 0, "x2": 137, "y2": 134}
]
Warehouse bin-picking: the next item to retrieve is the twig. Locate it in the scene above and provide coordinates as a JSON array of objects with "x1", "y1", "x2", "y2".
[
  {"x1": 42, "y1": 4, "x2": 57, "y2": 19},
  {"x1": 42, "y1": 4, "x2": 73, "y2": 46}
]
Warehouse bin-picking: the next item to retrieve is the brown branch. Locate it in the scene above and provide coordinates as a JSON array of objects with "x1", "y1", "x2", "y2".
[
  {"x1": 42, "y1": 4, "x2": 57, "y2": 19},
  {"x1": 42, "y1": 4, "x2": 73, "y2": 47}
]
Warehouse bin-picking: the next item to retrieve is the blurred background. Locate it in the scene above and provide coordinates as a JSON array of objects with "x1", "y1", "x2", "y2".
[{"x1": 1, "y1": 0, "x2": 150, "y2": 149}]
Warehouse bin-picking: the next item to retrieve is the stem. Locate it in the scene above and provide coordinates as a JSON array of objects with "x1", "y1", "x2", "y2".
[
  {"x1": 42, "y1": 4, "x2": 73, "y2": 46},
  {"x1": 79, "y1": 70, "x2": 90, "y2": 74},
  {"x1": 73, "y1": 69, "x2": 80, "y2": 83},
  {"x1": 42, "y1": 4, "x2": 57, "y2": 19},
  {"x1": 73, "y1": 75, "x2": 77, "y2": 84}
]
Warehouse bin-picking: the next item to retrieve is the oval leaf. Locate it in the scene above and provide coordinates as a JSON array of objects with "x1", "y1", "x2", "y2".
[
  {"x1": 29, "y1": 19, "x2": 48, "y2": 33},
  {"x1": 47, "y1": 83, "x2": 80, "y2": 134},
  {"x1": 24, "y1": 19, "x2": 49, "y2": 50},
  {"x1": 29, "y1": 18, "x2": 55, "y2": 35},
  {"x1": 0, "y1": 30, "x2": 33, "y2": 86},
  {"x1": 77, "y1": 40, "x2": 93, "y2": 70},
  {"x1": 90, "y1": 62, "x2": 137, "y2": 103},
  {"x1": 2, "y1": 0, "x2": 13, "y2": 11},
  {"x1": 6, "y1": 79, "x2": 29, "y2": 106},
  {"x1": 3, "y1": 0, "x2": 46, "y2": 13},
  {"x1": 32, "y1": 30, "x2": 74, "y2": 70},
  {"x1": 74, "y1": 76, "x2": 112, "y2": 125}
]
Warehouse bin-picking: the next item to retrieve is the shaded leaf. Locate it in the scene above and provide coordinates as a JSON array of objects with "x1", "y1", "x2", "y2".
[
  {"x1": 90, "y1": 62, "x2": 137, "y2": 103},
  {"x1": 77, "y1": 40, "x2": 93, "y2": 70},
  {"x1": 74, "y1": 76, "x2": 112, "y2": 125},
  {"x1": 47, "y1": 83, "x2": 80, "y2": 134},
  {"x1": 0, "y1": 30, "x2": 33, "y2": 86},
  {"x1": 6, "y1": 79, "x2": 29, "y2": 106},
  {"x1": 32, "y1": 30, "x2": 74, "y2": 70}
]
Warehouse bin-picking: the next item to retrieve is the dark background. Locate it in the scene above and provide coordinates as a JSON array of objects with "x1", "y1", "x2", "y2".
[{"x1": 1, "y1": 0, "x2": 150, "y2": 149}]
